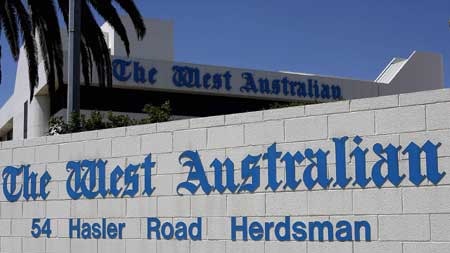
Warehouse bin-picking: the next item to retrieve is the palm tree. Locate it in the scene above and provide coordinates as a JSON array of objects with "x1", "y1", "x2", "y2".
[
  {"x1": 0, "y1": 0, "x2": 146, "y2": 113},
  {"x1": 0, "y1": 0, "x2": 38, "y2": 98}
]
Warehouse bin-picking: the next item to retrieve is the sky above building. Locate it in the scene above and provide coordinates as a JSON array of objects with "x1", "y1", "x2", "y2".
[{"x1": 0, "y1": 0, "x2": 449, "y2": 106}]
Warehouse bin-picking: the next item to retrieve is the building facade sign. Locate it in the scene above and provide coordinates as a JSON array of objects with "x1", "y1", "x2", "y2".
[{"x1": 111, "y1": 59, "x2": 345, "y2": 102}]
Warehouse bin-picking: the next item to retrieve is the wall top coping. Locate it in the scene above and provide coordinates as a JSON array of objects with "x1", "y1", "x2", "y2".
[{"x1": 1, "y1": 88, "x2": 449, "y2": 149}]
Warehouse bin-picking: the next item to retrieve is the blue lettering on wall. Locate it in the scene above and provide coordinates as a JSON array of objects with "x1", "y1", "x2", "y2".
[
  {"x1": 172, "y1": 65, "x2": 232, "y2": 91},
  {"x1": 111, "y1": 58, "x2": 343, "y2": 101},
  {"x1": 112, "y1": 59, "x2": 158, "y2": 85},
  {"x1": 239, "y1": 72, "x2": 342, "y2": 100},
  {"x1": 231, "y1": 216, "x2": 371, "y2": 242},
  {"x1": 66, "y1": 154, "x2": 156, "y2": 200},
  {"x1": 112, "y1": 59, "x2": 132, "y2": 82},
  {"x1": 2, "y1": 165, "x2": 51, "y2": 202},
  {"x1": 176, "y1": 137, "x2": 445, "y2": 194},
  {"x1": 0, "y1": 136, "x2": 444, "y2": 201},
  {"x1": 147, "y1": 217, "x2": 202, "y2": 241}
]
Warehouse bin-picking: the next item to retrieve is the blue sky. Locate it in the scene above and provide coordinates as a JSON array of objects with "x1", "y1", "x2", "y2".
[{"x1": 1, "y1": 0, "x2": 449, "y2": 106}]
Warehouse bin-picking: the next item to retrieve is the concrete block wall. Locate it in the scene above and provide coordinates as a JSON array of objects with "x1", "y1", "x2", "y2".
[{"x1": 0, "y1": 88, "x2": 450, "y2": 253}]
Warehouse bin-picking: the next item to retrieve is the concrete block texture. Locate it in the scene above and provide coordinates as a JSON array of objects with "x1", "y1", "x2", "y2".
[
  {"x1": 285, "y1": 115, "x2": 327, "y2": 141},
  {"x1": 0, "y1": 88, "x2": 449, "y2": 253},
  {"x1": 375, "y1": 105, "x2": 426, "y2": 134}
]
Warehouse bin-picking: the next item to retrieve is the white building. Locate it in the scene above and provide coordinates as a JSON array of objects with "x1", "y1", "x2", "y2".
[{"x1": 0, "y1": 17, "x2": 444, "y2": 141}]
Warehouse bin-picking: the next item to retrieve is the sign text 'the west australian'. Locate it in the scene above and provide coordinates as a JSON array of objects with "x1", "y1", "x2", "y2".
[{"x1": 1, "y1": 135, "x2": 445, "y2": 242}]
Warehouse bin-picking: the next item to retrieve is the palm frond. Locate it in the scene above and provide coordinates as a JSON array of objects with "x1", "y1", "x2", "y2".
[
  {"x1": 11, "y1": 0, "x2": 38, "y2": 99},
  {"x1": 80, "y1": 38, "x2": 93, "y2": 85},
  {"x1": 89, "y1": 0, "x2": 131, "y2": 55},
  {"x1": 80, "y1": 0, "x2": 112, "y2": 88},
  {"x1": 28, "y1": 0, "x2": 64, "y2": 109},
  {"x1": 114, "y1": 0, "x2": 146, "y2": 39},
  {"x1": 0, "y1": 1, "x2": 20, "y2": 60}
]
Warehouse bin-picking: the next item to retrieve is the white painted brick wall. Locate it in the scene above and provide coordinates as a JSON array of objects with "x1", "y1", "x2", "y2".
[
  {"x1": 1, "y1": 202, "x2": 23, "y2": 218},
  {"x1": 126, "y1": 124, "x2": 156, "y2": 136},
  {"x1": 98, "y1": 239, "x2": 125, "y2": 253},
  {"x1": 35, "y1": 145, "x2": 59, "y2": 163},
  {"x1": 157, "y1": 240, "x2": 190, "y2": 253},
  {"x1": 207, "y1": 217, "x2": 230, "y2": 240},
  {"x1": 379, "y1": 215, "x2": 430, "y2": 241},
  {"x1": 375, "y1": 106, "x2": 426, "y2": 134},
  {"x1": 426, "y1": 102, "x2": 450, "y2": 130},
  {"x1": 70, "y1": 239, "x2": 97, "y2": 253},
  {"x1": 22, "y1": 201, "x2": 46, "y2": 218},
  {"x1": 403, "y1": 242, "x2": 450, "y2": 253},
  {"x1": 46, "y1": 238, "x2": 70, "y2": 253},
  {"x1": 22, "y1": 238, "x2": 45, "y2": 253},
  {"x1": 0, "y1": 88, "x2": 450, "y2": 253},
  {"x1": 227, "y1": 194, "x2": 265, "y2": 216},
  {"x1": 263, "y1": 106, "x2": 305, "y2": 120},
  {"x1": 70, "y1": 199, "x2": 98, "y2": 218},
  {"x1": 46, "y1": 201, "x2": 70, "y2": 218},
  {"x1": 266, "y1": 191, "x2": 307, "y2": 216},
  {"x1": 265, "y1": 241, "x2": 307, "y2": 253},
  {"x1": 354, "y1": 241, "x2": 402, "y2": 253},
  {"x1": 285, "y1": 116, "x2": 327, "y2": 141},
  {"x1": 207, "y1": 125, "x2": 244, "y2": 148},
  {"x1": 0, "y1": 219, "x2": 11, "y2": 236},
  {"x1": 403, "y1": 186, "x2": 450, "y2": 213},
  {"x1": 173, "y1": 129, "x2": 206, "y2": 151},
  {"x1": 97, "y1": 127, "x2": 126, "y2": 139},
  {"x1": 11, "y1": 219, "x2": 28, "y2": 236},
  {"x1": 308, "y1": 242, "x2": 353, "y2": 253},
  {"x1": 191, "y1": 240, "x2": 226, "y2": 253},
  {"x1": 58, "y1": 141, "x2": 84, "y2": 161},
  {"x1": 353, "y1": 188, "x2": 402, "y2": 214},
  {"x1": 225, "y1": 111, "x2": 263, "y2": 125},
  {"x1": 126, "y1": 197, "x2": 157, "y2": 217},
  {"x1": 226, "y1": 241, "x2": 265, "y2": 253},
  {"x1": 112, "y1": 136, "x2": 141, "y2": 157},
  {"x1": 13, "y1": 147, "x2": 35, "y2": 165},
  {"x1": 191, "y1": 195, "x2": 227, "y2": 217},
  {"x1": 1, "y1": 237, "x2": 22, "y2": 253},
  {"x1": 157, "y1": 196, "x2": 191, "y2": 217},
  {"x1": 0, "y1": 148, "x2": 12, "y2": 166},
  {"x1": 329, "y1": 111, "x2": 375, "y2": 137},
  {"x1": 305, "y1": 100, "x2": 349, "y2": 116},
  {"x1": 244, "y1": 120, "x2": 284, "y2": 145},
  {"x1": 157, "y1": 119, "x2": 190, "y2": 132},
  {"x1": 350, "y1": 94, "x2": 399, "y2": 112},
  {"x1": 190, "y1": 115, "x2": 224, "y2": 128},
  {"x1": 98, "y1": 199, "x2": 126, "y2": 217},
  {"x1": 46, "y1": 134, "x2": 71, "y2": 145},
  {"x1": 399, "y1": 89, "x2": 450, "y2": 106},
  {"x1": 83, "y1": 138, "x2": 112, "y2": 159},
  {"x1": 430, "y1": 214, "x2": 450, "y2": 241},
  {"x1": 141, "y1": 132, "x2": 173, "y2": 153},
  {"x1": 125, "y1": 239, "x2": 156, "y2": 252},
  {"x1": 71, "y1": 130, "x2": 98, "y2": 142},
  {"x1": 308, "y1": 190, "x2": 353, "y2": 215}
]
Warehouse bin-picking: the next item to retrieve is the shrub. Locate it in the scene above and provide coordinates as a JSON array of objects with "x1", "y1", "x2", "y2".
[
  {"x1": 106, "y1": 112, "x2": 136, "y2": 128},
  {"x1": 85, "y1": 111, "x2": 106, "y2": 131},
  {"x1": 48, "y1": 116, "x2": 68, "y2": 135},
  {"x1": 48, "y1": 101, "x2": 172, "y2": 135},
  {"x1": 141, "y1": 100, "x2": 171, "y2": 124}
]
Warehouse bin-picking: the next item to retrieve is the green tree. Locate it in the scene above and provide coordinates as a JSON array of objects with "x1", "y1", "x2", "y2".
[
  {"x1": 0, "y1": 0, "x2": 146, "y2": 113},
  {"x1": 0, "y1": 0, "x2": 38, "y2": 96}
]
